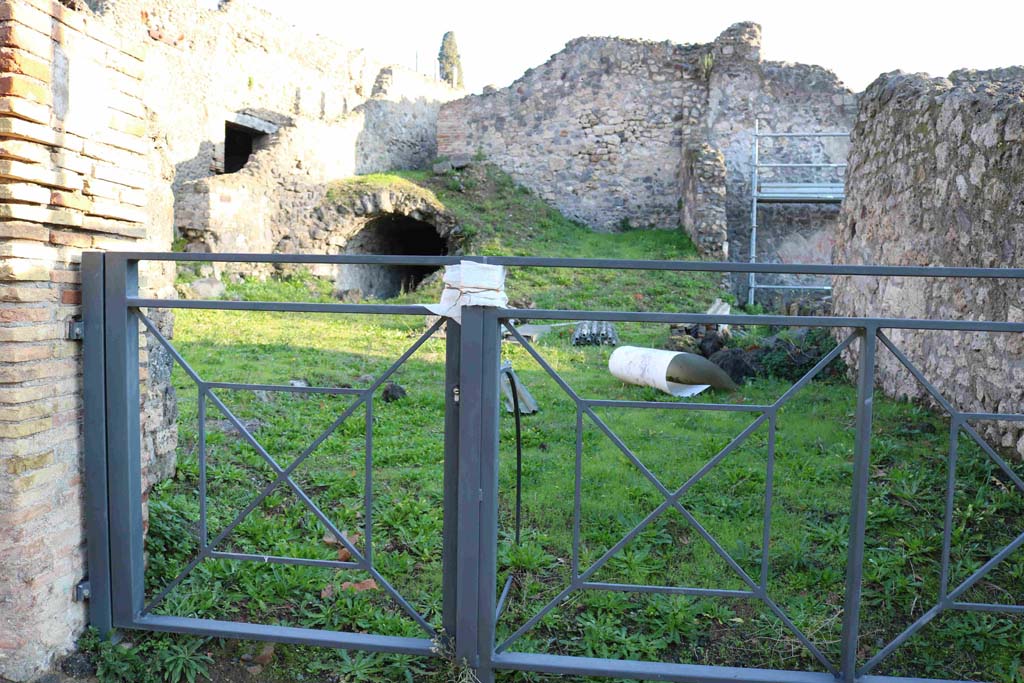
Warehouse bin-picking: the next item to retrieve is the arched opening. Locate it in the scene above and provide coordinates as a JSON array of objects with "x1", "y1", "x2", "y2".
[{"x1": 336, "y1": 214, "x2": 449, "y2": 300}]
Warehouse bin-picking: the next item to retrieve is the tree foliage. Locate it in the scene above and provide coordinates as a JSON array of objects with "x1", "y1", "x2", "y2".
[{"x1": 438, "y1": 31, "x2": 464, "y2": 89}]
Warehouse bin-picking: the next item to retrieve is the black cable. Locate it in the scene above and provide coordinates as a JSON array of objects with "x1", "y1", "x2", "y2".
[{"x1": 505, "y1": 368, "x2": 524, "y2": 547}]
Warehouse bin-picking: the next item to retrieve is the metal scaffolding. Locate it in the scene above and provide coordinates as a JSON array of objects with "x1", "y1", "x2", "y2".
[{"x1": 747, "y1": 121, "x2": 849, "y2": 306}]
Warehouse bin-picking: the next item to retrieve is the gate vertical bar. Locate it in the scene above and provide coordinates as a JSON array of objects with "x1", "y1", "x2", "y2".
[
  {"x1": 840, "y1": 326, "x2": 877, "y2": 681},
  {"x1": 104, "y1": 254, "x2": 145, "y2": 626},
  {"x1": 475, "y1": 307, "x2": 500, "y2": 683},
  {"x1": 82, "y1": 252, "x2": 112, "y2": 636},
  {"x1": 455, "y1": 307, "x2": 500, "y2": 683},
  {"x1": 455, "y1": 309, "x2": 483, "y2": 669},
  {"x1": 442, "y1": 319, "x2": 462, "y2": 644}
]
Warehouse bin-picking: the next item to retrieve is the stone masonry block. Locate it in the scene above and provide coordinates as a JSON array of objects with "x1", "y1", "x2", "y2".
[
  {"x1": 0, "y1": 415, "x2": 51, "y2": 438},
  {"x1": 0, "y1": 203, "x2": 83, "y2": 227},
  {"x1": 49, "y1": 189, "x2": 91, "y2": 212},
  {"x1": 0, "y1": 256, "x2": 49, "y2": 281},
  {"x1": 0, "y1": 321, "x2": 59, "y2": 338},
  {"x1": 107, "y1": 109, "x2": 146, "y2": 138},
  {"x1": 81, "y1": 215, "x2": 146, "y2": 238},
  {"x1": 80, "y1": 139, "x2": 147, "y2": 169},
  {"x1": 48, "y1": 267, "x2": 78, "y2": 284},
  {"x1": 50, "y1": 149, "x2": 92, "y2": 176},
  {"x1": 0, "y1": 74, "x2": 51, "y2": 106},
  {"x1": 118, "y1": 187, "x2": 146, "y2": 207},
  {"x1": 91, "y1": 162, "x2": 148, "y2": 190},
  {"x1": 0, "y1": 23, "x2": 52, "y2": 62},
  {"x1": 10, "y1": 461, "x2": 68, "y2": 493},
  {"x1": 0, "y1": 180, "x2": 51, "y2": 204},
  {"x1": 0, "y1": 220, "x2": 49, "y2": 241},
  {"x1": 95, "y1": 126, "x2": 149, "y2": 156},
  {"x1": 0, "y1": 159, "x2": 83, "y2": 191},
  {"x1": 0, "y1": 93, "x2": 49, "y2": 124},
  {"x1": 0, "y1": 46, "x2": 50, "y2": 82},
  {"x1": 48, "y1": 228, "x2": 92, "y2": 247},
  {"x1": 0, "y1": 420, "x2": 75, "y2": 460},
  {"x1": 0, "y1": 399, "x2": 56, "y2": 422},
  {"x1": 0, "y1": 357, "x2": 74, "y2": 383},
  {"x1": 0, "y1": 239, "x2": 63, "y2": 261},
  {"x1": 0, "y1": 341, "x2": 52, "y2": 362},
  {"x1": 0, "y1": 137, "x2": 48, "y2": 163},
  {"x1": 0, "y1": 116, "x2": 78, "y2": 151},
  {"x1": 87, "y1": 198, "x2": 145, "y2": 223},
  {"x1": 0, "y1": 382, "x2": 51, "y2": 404},
  {"x1": 0, "y1": 303, "x2": 49, "y2": 322},
  {"x1": 101, "y1": 91, "x2": 147, "y2": 121}
]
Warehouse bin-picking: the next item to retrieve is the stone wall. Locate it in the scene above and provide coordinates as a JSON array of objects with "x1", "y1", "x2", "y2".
[
  {"x1": 174, "y1": 99, "x2": 457, "y2": 279},
  {"x1": 83, "y1": 0, "x2": 459, "y2": 257},
  {"x1": 679, "y1": 143, "x2": 727, "y2": 259},
  {"x1": 706, "y1": 23, "x2": 856, "y2": 297},
  {"x1": 833, "y1": 71, "x2": 1024, "y2": 455},
  {"x1": 438, "y1": 36, "x2": 710, "y2": 231},
  {"x1": 437, "y1": 22, "x2": 858, "y2": 284},
  {"x1": 0, "y1": 0, "x2": 176, "y2": 679}
]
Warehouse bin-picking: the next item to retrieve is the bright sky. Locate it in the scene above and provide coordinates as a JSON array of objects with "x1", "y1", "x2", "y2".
[{"x1": 250, "y1": 0, "x2": 1023, "y2": 94}]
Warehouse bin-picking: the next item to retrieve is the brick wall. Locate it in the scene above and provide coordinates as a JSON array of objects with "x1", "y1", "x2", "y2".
[{"x1": 0, "y1": 1, "x2": 175, "y2": 680}]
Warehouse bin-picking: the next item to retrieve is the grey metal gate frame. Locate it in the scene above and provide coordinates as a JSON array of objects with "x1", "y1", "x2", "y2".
[{"x1": 82, "y1": 251, "x2": 1024, "y2": 683}]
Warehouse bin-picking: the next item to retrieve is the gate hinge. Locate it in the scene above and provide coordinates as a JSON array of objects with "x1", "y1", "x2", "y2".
[
  {"x1": 66, "y1": 318, "x2": 84, "y2": 342},
  {"x1": 74, "y1": 579, "x2": 91, "y2": 602}
]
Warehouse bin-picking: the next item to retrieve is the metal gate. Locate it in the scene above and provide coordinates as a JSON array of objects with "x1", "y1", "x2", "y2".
[{"x1": 82, "y1": 252, "x2": 1024, "y2": 683}]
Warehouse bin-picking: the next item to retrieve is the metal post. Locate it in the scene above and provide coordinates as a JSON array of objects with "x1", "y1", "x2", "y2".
[
  {"x1": 103, "y1": 254, "x2": 145, "y2": 626},
  {"x1": 840, "y1": 326, "x2": 877, "y2": 681},
  {"x1": 82, "y1": 252, "x2": 112, "y2": 636},
  {"x1": 476, "y1": 307, "x2": 500, "y2": 683},
  {"x1": 441, "y1": 320, "x2": 462, "y2": 644},
  {"x1": 748, "y1": 120, "x2": 760, "y2": 307},
  {"x1": 455, "y1": 307, "x2": 500, "y2": 683}
]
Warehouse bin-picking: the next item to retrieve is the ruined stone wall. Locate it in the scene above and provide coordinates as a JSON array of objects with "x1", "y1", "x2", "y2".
[
  {"x1": 85, "y1": 0, "x2": 459, "y2": 258},
  {"x1": 437, "y1": 23, "x2": 857, "y2": 286},
  {"x1": 704, "y1": 23, "x2": 856, "y2": 297},
  {"x1": 438, "y1": 37, "x2": 710, "y2": 231},
  {"x1": 0, "y1": 0, "x2": 176, "y2": 679},
  {"x1": 174, "y1": 89, "x2": 456, "y2": 271},
  {"x1": 679, "y1": 143, "x2": 727, "y2": 259},
  {"x1": 833, "y1": 72, "x2": 1024, "y2": 455}
]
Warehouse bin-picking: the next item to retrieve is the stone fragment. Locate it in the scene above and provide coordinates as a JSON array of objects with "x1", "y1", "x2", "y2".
[
  {"x1": 381, "y1": 381, "x2": 407, "y2": 402},
  {"x1": 59, "y1": 652, "x2": 96, "y2": 678},
  {"x1": 186, "y1": 277, "x2": 225, "y2": 300},
  {"x1": 251, "y1": 643, "x2": 275, "y2": 666},
  {"x1": 341, "y1": 578, "x2": 378, "y2": 593},
  {"x1": 709, "y1": 348, "x2": 759, "y2": 385}
]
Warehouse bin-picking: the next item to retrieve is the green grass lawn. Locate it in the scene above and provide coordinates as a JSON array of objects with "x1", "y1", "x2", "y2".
[{"x1": 94, "y1": 167, "x2": 1024, "y2": 683}]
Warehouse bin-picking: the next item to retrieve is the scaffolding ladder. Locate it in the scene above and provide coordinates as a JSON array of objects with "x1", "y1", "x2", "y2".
[{"x1": 747, "y1": 121, "x2": 849, "y2": 306}]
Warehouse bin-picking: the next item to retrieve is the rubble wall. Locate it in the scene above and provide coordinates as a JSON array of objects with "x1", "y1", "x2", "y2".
[{"x1": 833, "y1": 71, "x2": 1024, "y2": 454}]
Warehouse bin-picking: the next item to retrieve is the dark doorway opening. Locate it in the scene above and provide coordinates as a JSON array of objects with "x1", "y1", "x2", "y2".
[
  {"x1": 336, "y1": 215, "x2": 448, "y2": 300},
  {"x1": 223, "y1": 122, "x2": 267, "y2": 173}
]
